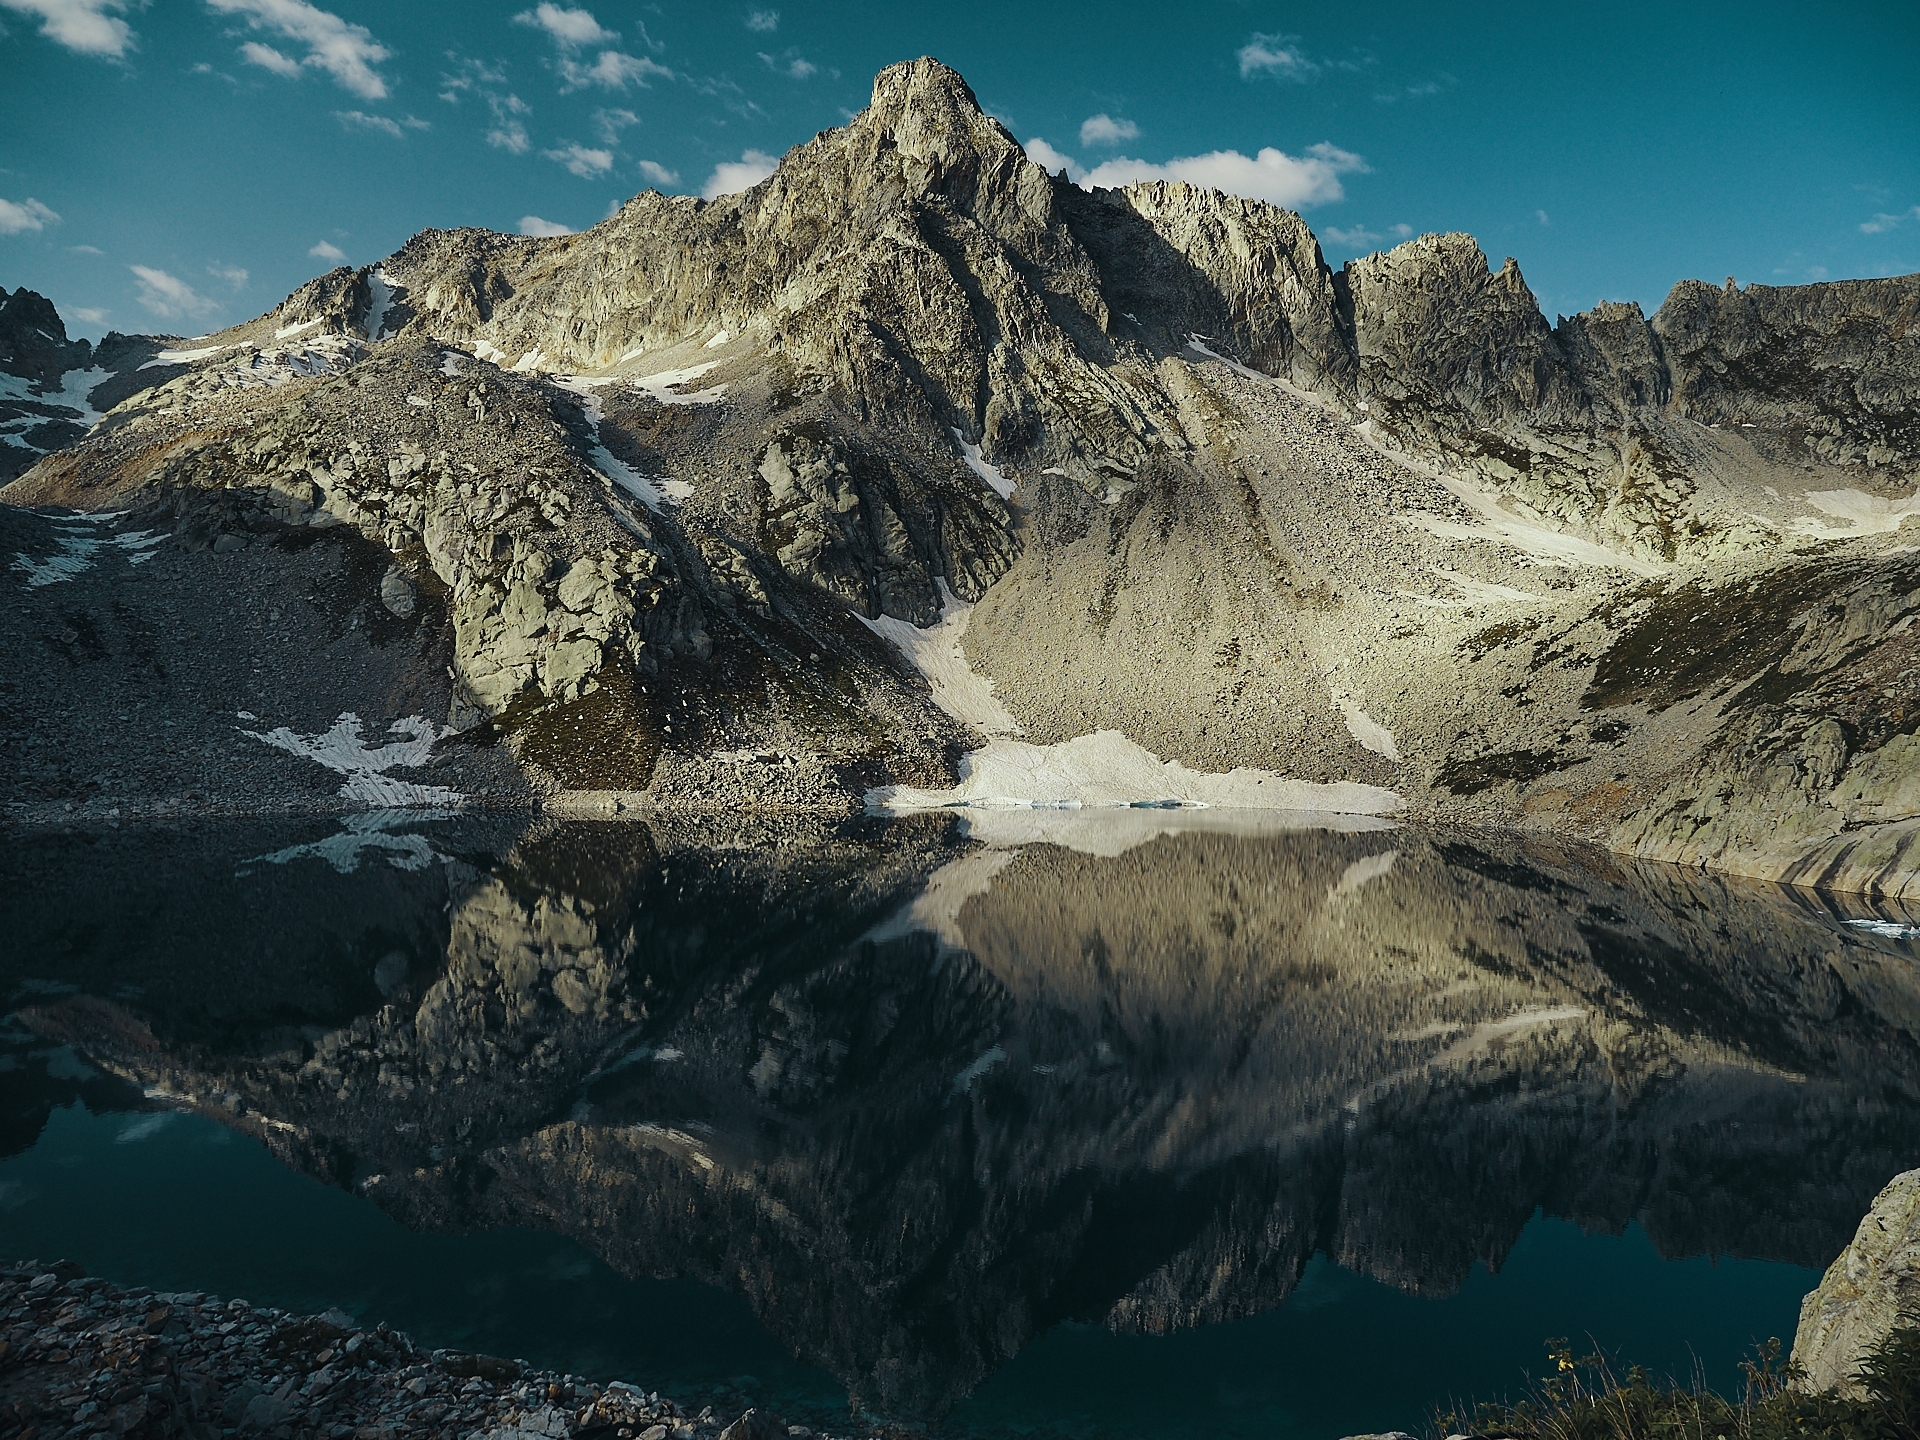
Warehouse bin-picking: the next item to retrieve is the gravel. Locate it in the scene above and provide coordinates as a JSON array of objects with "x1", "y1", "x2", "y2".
[{"x1": 0, "y1": 1262, "x2": 883, "y2": 1440}]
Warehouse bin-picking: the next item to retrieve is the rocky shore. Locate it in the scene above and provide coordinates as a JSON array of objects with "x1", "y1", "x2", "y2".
[{"x1": 0, "y1": 1262, "x2": 866, "y2": 1440}]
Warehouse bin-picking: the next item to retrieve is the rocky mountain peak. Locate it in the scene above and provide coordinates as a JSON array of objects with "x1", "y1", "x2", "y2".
[{"x1": 0, "y1": 285, "x2": 88, "y2": 383}]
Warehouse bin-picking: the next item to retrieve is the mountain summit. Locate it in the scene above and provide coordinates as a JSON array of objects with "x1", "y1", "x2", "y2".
[{"x1": 5, "y1": 58, "x2": 1920, "y2": 896}]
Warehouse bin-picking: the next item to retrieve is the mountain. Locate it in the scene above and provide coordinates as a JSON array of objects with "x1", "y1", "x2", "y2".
[
  {"x1": 0, "y1": 286, "x2": 181, "y2": 485},
  {"x1": 4, "y1": 58, "x2": 1919, "y2": 897}
]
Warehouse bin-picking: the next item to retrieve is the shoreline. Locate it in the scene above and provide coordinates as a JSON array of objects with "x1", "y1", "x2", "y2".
[{"x1": 0, "y1": 1260, "x2": 891, "y2": 1440}]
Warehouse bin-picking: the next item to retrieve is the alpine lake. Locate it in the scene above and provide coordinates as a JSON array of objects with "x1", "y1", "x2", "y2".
[{"x1": 6, "y1": 808, "x2": 1918, "y2": 1440}]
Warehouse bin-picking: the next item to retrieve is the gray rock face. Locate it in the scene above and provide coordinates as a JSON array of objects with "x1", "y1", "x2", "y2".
[{"x1": 1794, "y1": 1167, "x2": 1920, "y2": 1397}]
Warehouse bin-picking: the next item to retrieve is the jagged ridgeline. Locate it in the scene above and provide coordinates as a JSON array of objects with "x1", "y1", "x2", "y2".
[{"x1": 5, "y1": 58, "x2": 1920, "y2": 895}]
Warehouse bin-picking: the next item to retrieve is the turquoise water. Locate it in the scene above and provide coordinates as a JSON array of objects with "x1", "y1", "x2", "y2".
[
  {"x1": 3, "y1": 1092, "x2": 1817, "y2": 1439},
  {"x1": 2, "y1": 1098, "x2": 848, "y2": 1424},
  {"x1": 4, "y1": 814, "x2": 1914, "y2": 1438},
  {"x1": 952, "y1": 1216, "x2": 1813, "y2": 1439}
]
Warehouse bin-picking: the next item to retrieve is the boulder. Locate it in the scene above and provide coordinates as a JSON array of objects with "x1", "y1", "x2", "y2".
[{"x1": 1792, "y1": 1167, "x2": 1920, "y2": 1396}]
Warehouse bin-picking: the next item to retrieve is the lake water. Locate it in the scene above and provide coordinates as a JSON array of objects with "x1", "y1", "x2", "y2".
[{"x1": 6, "y1": 809, "x2": 1919, "y2": 1439}]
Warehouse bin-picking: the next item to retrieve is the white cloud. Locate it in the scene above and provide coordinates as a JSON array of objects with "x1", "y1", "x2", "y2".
[
  {"x1": 512, "y1": 3, "x2": 614, "y2": 47},
  {"x1": 560, "y1": 50, "x2": 670, "y2": 90},
  {"x1": 239, "y1": 39, "x2": 299, "y2": 76},
  {"x1": 1535, "y1": 209, "x2": 1550, "y2": 226},
  {"x1": 744, "y1": 8, "x2": 777, "y2": 31},
  {"x1": 71, "y1": 306, "x2": 108, "y2": 323},
  {"x1": 309, "y1": 239, "x2": 346, "y2": 260},
  {"x1": 511, "y1": 2, "x2": 668, "y2": 92},
  {"x1": 544, "y1": 142, "x2": 613, "y2": 178},
  {"x1": 206, "y1": 0, "x2": 392, "y2": 100},
  {"x1": 334, "y1": 109, "x2": 427, "y2": 138},
  {"x1": 1321, "y1": 225, "x2": 1380, "y2": 247},
  {"x1": 701, "y1": 149, "x2": 777, "y2": 200},
  {"x1": 0, "y1": 196, "x2": 61, "y2": 234},
  {"x1": 758, "y1": 50, "x2": 812, "y2": 79},
  {"x1": 1861, "y1": 206, "x2": 1920, "y2": 234},
  {"x1": 438, "y1": 55, "x2": 507, "y2": 100},
  {"x1": 1079, "y1": 113, "x2": 1137, "y2": 147},
  {"x1": 1023, "y1": 137, "x2": 1080, "y2": 179},
  {"x1": 68, "y1": 243, "x2": 104, "y2": 254},
  {"x1": 207, "y1": 262, "x2": 248, "y2": 289},
  {"x1": 485, "y1": 91, "x2": 531, "y2": 152},
  {"x1": 636, "y1": 159, "x2": 678, "y2": 186},
  {"x1": 1081, "y1": 142, "x2": 1367, "y2": 209},
  {"x1": 129, "y1": 265, "x2": 222, "y2": 322},
  {"x1": 518, "y1": 215, "x2": 575, "y2": 236},
  {"x1": 592, "y1": 105, "x2": 638, "y2": 142},
  {"x1": 0, "y1": 0, "x2": 134, "y2": 58},
  {"x1": 1238, "y1": 34, "x2": 1316, "y2": 81},
  {"x1": 1376, "y1": 73, "x2": 1455, "y2": 103},
  {"x1": 1322, "y1": 222, "x2": 1415, "y2": 249}
]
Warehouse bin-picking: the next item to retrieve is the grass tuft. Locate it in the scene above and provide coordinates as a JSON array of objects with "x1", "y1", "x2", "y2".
[{"x1": 1436, "y1": 1317, "x2": 1920, "y2": 1440}]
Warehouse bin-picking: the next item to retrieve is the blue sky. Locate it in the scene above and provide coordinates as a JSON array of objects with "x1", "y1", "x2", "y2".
[{"x1": 2, "y1": 0, "x2": 1915, "y2": 340}]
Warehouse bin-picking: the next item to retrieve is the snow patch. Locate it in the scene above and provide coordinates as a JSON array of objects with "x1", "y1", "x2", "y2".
[
  {"x1": 11, "y1": 517, "x2": 162, "y2": 587},
  {"x1": 550, "y1": 374, "x2": 695, "y2": 511},
  {"x1": 440, "y1": 351, "x2": 465, "y2": 378},
  {"x1": 703, "y1": 330, "x2": 731, "y2": 349},
  {"x1": 629, "y1": 360, "x2": 727, "y2": 406},
  {"x1": 141, "y1": 337, "x2": 362, "y2": 394},
  {"x1": 41, "y1": 366, "x2": 108, "y2": 423},
  {"x1": 1402, "y1": 479, "x2": 1668, "y2": 577},
  {"x1": 1185, "y1": 336, "x2": 1272, "y2": 383},
  {"x1": 1401, "y1": 566, "x2": 1547, "y2": 609},
  {"x1": 364, "y1": 268, "x2": 397, "y2": 341},
  {"x1": 0, "y1": 366, "x2": 110, "y2": 431},
  {"x1": 1334, "y1": 691, "x2": 1400, "y2": 761},
  {"x1": 139, "y1": 345, "x2": 225, "y2": 371},
  {"x1": 1789, "y1": 488, "x2": 1920, "y2": 538},
  {"x1": 245, "y1": 811, "x2": 447, "y2": 874},
  {"x1": 273, "y1": 317, "x2": 323, "y2": 340},
  {"x1": 241, "y1": 712, "x2": 463, "y2": 807},
  {"x1": 952, "y1": 428, "x2": 1015, "y2": 500},
  {"x1": 858, "y1": 579, "x2": 1018, "y2": 736},
  {"x1": 870, "y1": 729, "x2": 1404, "y2": 814}
]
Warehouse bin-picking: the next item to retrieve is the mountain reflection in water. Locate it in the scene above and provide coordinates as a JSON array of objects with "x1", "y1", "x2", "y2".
[{"x1": 6, "y1": 811, "x2": 1920, "y2": 1422}]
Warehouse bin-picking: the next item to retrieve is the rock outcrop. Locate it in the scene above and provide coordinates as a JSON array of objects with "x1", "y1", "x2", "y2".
[
  {"x1": 4, "y1": 57, "x2": 1920, "y2": 892},
  {"x1": 1794, "y1": 1168, "x2": 1920, "y2": 1397}
]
